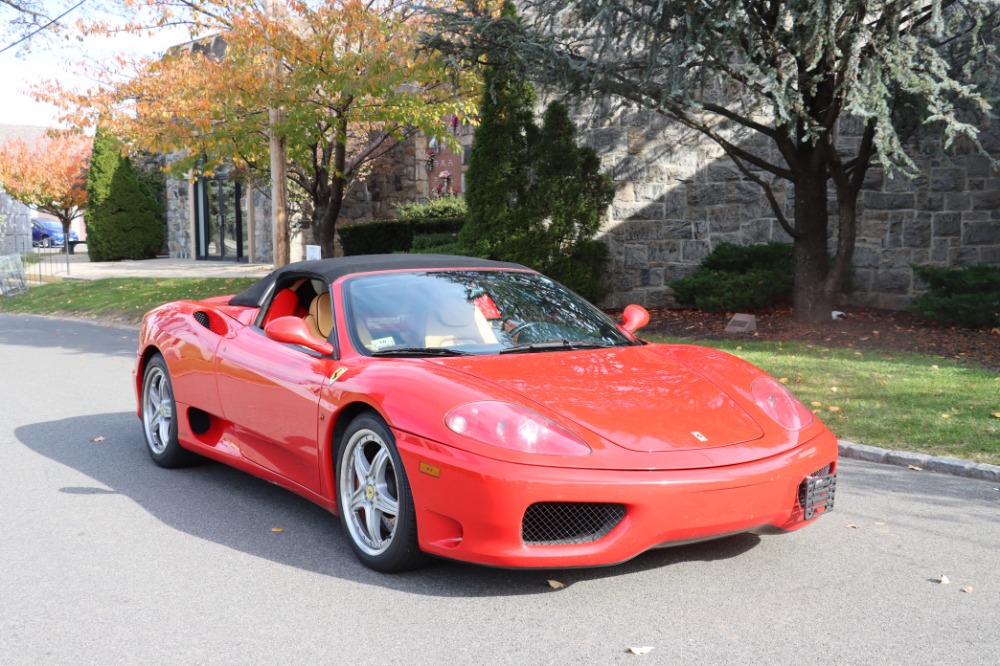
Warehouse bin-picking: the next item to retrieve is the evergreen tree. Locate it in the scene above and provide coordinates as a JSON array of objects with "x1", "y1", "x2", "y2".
[
  {"x1": 460, "y1": 4, "x2": 614, "y2": 301},
  {"x1": 86, "y1": 129, "x2": 164, "y2": 261},
  {"x1": 459, "y1": 7, "x2": 536, "y2": 260},
  {"x1": 527, "y1": 102, "x2": 614, "y2": 301}
]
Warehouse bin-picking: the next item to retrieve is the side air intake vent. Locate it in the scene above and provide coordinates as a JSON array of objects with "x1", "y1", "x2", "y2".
[{"x1": 193, "y1": 311, "x2": 211, "y2": 330}]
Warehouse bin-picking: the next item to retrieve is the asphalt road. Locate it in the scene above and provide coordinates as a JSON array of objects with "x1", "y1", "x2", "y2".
[{"x1": 1, "y1": 313, "x2": 998, "y2": 666}]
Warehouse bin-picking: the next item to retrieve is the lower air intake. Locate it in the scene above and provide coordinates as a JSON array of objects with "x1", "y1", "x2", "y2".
[{"x1": 522, "y1": 502, "x2": 626, "y2": 545}]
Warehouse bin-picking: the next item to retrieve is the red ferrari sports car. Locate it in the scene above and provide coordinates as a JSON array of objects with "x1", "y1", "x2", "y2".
[{"x1": 135, "y1": 254, "x2": 836, "y2": 572}]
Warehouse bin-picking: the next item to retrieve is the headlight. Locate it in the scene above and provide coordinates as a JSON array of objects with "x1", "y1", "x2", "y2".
[
  {"x1": 445, "y1": 401, "x2": 592, "y2": 456},
  {"x1": 751, "y1": 377, "x2": 815, "y2": 431}
]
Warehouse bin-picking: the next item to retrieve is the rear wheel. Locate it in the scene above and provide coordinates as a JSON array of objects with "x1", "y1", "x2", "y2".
[
  {"x1": 336, "y1": 413, "x2": 425, "y2": 572},
  {"x1": 141, "y1": 355, "x2": 198, "y2": 467}
]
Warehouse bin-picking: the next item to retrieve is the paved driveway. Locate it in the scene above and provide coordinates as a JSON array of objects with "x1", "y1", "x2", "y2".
[{"x1": 1, "y1": 314, "x2": 997, "y2": 665}]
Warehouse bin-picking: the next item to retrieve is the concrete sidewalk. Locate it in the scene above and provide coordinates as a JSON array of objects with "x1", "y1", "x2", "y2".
[{"x1": 28, "y1": 249, "x2": 273, "y2": 281}]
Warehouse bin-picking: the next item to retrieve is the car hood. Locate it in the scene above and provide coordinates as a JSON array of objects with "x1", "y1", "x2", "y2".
[{"x1": 440, "y1": 345, "x2": 765, "y2": 453}]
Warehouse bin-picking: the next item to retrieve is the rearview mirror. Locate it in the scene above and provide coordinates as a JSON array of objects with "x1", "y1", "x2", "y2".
[
  {"x1": 621, "y1": 304, "x2": 650, "y2": 334},
  {"x1": 265, "y1": 316, "x2": 334, "y2": 356}
]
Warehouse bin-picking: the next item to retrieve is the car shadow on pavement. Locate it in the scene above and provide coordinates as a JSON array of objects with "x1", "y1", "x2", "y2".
[{"x1": 17, "y1": 412, "x2": 764, "y2": 596}]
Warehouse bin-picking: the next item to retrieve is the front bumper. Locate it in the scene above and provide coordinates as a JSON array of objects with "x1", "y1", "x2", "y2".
[{"x1": 396, "y1": 430, "x2": 838, "y2": 568}]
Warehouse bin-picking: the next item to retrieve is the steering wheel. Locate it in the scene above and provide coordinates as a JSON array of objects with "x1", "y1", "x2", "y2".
[{"x1": 508, "y1": 321, "x2": 545, "y2": 343}]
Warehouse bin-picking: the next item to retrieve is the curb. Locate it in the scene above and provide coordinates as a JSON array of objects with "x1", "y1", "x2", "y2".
[{"x1": 838, "y1": 439, "x2": 1000, "y2": 483}]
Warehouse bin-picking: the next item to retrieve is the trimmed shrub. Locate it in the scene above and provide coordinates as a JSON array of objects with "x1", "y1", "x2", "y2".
[
  {"x1": 338, "y1": 220, "x2": 413, "y2": 255},
  {"x1": 401, "y1": 196, "x2": 465, "y2": 252},
  {"x1": 701, "y1": 241, "x2": 795, "y2": 274},
  {"x1": 339, "y1": 197, "x2": 468, "y2": 256},
  {"x1": 411, "y1": 232, "x2": 461, "y2": 252},
  {"x1": 911, "y1": 263, "x2": 1000, "y2": 329},
  {"x1": 397, "y1": 195, "x2": 466, "y2": 223},
  {"x1": 670, "y1": 242, "x2": 794, "y2": 312},
  {"x1": 410, "y1": 241, "x2": 463, "y2": 255}
]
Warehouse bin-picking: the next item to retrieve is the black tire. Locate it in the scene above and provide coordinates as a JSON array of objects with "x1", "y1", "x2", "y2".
[
  {"x1": 140, "y1": 355, "x2": 198, "y2": 468},
  {"x1": 336, "y1": 413, "x2": 426, "y2": 572}
]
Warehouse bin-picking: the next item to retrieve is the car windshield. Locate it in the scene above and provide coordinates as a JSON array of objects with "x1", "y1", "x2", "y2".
[
  {"x1": 344, "y1": 270, "x2": 635, "y2": 356},
  {"x1": 36, "y1": 219, "x2": 62, "y2": 232}
]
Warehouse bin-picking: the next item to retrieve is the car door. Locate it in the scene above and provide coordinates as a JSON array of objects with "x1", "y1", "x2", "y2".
[{"x1": 215, "y1": 292, "x2": 336, "y2": 494}]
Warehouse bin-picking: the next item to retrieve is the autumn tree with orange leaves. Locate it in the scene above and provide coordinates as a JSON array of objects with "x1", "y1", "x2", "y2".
[
  {"x1": 0, "y1": 133, "x2": 90, "y2": 240},
  {"x1": 38, "y1": 0, "x2": 478, "y2": 258}
]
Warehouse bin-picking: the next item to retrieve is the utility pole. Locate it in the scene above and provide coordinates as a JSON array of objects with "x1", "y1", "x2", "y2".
[{"x1": 267, "y1": 0, "x2": 289, "y2": 267}]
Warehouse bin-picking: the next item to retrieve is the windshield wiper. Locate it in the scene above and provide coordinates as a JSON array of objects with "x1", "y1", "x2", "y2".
[
  {"x1": 371, "y1": 347, "x2": 471, "y2": 357},
  {"x1": 499, "y1": 340, "x2": 614, "y2": 354}
]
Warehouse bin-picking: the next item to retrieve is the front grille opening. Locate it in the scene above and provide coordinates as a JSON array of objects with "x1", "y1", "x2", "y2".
[{"x1": 522, "y1": 502, "x2": 626, "y2": 545}]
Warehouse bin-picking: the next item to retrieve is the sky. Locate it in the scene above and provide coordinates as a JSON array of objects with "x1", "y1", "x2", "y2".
[{"x1": 0, "y1": 1, "x2": 189, "y2": 129}]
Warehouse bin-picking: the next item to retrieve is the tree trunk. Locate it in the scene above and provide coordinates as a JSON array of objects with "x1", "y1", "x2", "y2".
[
  {"x1": 310, "y1": 176, "x2": 345, "y2": 258},
  {"x1": 792, "y1": 166, "x2": 833, "y2": 325}
]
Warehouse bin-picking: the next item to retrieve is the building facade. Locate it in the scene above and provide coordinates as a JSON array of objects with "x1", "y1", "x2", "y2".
[
  {"x1": 577, "y1": 109, "x2": 1000, "y2": 309},
  {"x1": 160, "y1": 106, "x2": 998, "y2": 310}
]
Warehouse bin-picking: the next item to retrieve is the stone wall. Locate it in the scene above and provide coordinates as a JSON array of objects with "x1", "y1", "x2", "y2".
[
  {"x1": 581, "y1": 108, "x2": 1000, "y2": 310},
  {"x1": 164, "y1": 175, "x2": 191, "y2": 259}
]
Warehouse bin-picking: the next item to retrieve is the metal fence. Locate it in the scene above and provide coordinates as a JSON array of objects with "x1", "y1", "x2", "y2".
[{"x1": 1, "y1": 188, "x2": 76, "y2": 290}]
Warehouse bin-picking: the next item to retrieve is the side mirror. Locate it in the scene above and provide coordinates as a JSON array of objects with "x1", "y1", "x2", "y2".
[
  {"x1": 265, "y1": 316, "x2": 334, "y2": 356},
  {"x1": 621, "y1": 304, "x2": 650, "y2": 334}
]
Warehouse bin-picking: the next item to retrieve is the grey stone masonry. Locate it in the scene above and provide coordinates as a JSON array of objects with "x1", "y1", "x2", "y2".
[{"x1": 582, "y1": 108, "x2": 1000, "y2": 310}]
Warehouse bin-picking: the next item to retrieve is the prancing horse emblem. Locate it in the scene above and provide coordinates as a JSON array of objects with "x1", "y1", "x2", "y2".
[{"x1": 691, "y1": 431, "x2": 709, "y2": 442}]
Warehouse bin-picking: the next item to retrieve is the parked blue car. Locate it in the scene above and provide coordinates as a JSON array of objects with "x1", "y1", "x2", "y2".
[{"x1": 31, "y1": 218, "x2": 79, "y2": 249}]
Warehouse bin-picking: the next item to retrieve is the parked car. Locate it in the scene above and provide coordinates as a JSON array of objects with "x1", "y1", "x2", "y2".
[
  {"x1": 134, "y1": 254, "x2": 837, "y2": 572},
  {"x1": 31, "y1": 218, "x2": 78, "y2": 249}
]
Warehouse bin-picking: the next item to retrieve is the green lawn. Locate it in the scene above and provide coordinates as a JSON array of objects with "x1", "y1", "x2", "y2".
[
  {"x1": 0, "y1": 277, "x2": 257, "y2": 324},
  {"x1": 645, "y1": 335, "x2": 1000, "y2": 464},
  {"x1": 2, "y1": 279, "x2": 997, "y2": 463}
]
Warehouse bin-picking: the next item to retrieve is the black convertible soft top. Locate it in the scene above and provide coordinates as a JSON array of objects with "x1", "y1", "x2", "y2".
[{"x1": 228, "y1": 254, "x2": 529, "y2": 307}]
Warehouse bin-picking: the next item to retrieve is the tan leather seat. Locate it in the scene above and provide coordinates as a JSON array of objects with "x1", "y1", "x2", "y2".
[
  {"x1": 304, "y1": 294, "x2": 333, "y2": 340},
  {"x1": 424, "y1": 301, "x2": 497, "y2": 348}
]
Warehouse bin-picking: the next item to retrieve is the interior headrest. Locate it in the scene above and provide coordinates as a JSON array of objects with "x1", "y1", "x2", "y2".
[{"x1": 435, "y1": 300, "x2": 474, "y2": 328}]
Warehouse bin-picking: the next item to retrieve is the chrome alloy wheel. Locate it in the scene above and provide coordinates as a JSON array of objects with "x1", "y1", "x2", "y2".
[
  {"x1": 339, "y1": 428, "x2": 400, "y2": 556},
  {"x1": 142, "y1": 364, "x2": 174, "y2": 455}
]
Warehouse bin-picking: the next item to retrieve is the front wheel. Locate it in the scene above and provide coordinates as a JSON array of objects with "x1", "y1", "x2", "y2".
[
  {"x1": 141, "y1": 355, "x2": 198, "y2": 467},
  {"x1": 336, "y1": 413, "x2": 425, "y2": 572}
]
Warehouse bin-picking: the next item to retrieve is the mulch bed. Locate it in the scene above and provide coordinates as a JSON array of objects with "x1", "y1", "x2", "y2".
[{"x1": 636, "y1": 305, "x2": 1000, "y2": 373}]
